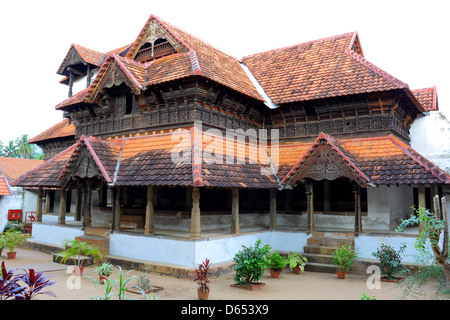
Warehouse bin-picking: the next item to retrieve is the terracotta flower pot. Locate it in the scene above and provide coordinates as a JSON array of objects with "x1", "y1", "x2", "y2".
[
  {"x1": 74, "y1": 266, "x2": 85, "y2": 276},
  {"x1": 270, "y1": 268, "x2": 282, "y2": 278},
  {"x1": 197, "y1": 288, "x2": 210, "y2": 300},
  {"x1": 7, "y1": 252, "x2": 16, "y2": 259},
  {"x1": 292, "y1": 266, "x2": 300, "y2": 274},
  {"x1": 336, "y1": 270, "x2": 346, "y2": 279},
  {"x1": 99, "y1": 275, "x2": 109, "y2": 284}
]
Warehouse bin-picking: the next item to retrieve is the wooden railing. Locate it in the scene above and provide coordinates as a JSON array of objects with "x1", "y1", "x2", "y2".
[{"x1": 136, "y1": 42, "x2": 176, "y2": 62}]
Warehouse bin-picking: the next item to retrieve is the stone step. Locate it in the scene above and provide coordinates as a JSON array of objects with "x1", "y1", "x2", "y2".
[
  {"x1": 303, "y1": 244, "x2": 340, "y2": 255},
  {"x1": 311, "y1": 231, "x2": 354, "y2": 239},
  {"x1": 307, "y1": 236, "x2": 354, "y2": 248},
  {"x1": 304, "y1": 261, "x2": 337, "y2": 274},
  {"x1": 302, "y1": 253, "x2": 334, "y2": 265}
]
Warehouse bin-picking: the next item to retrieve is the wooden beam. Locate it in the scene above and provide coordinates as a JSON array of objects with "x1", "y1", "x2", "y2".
[
  {"x1": 190, "y1": 187, "x2": 201, "y2": 239},
  {"x1": 58, "y1": 188, "x2": 67, "y2": 225},
  {"x1": 36, "y1": 187, "x2": 43, "y2": 222},
  {"x1": 114, "y1": 186, "x2": 121, "y2": 232},
  {"x1": 269, "y1": 189, "x2": 277, "y2": 230},
  {"x1": 303, "y1": 180, "x2": 314, "y2": 234},
  {"x1": 231, "y1": 188, "x2": 240, "y2": 234},
  {"x1": 144, "y1": 186, "x2": 154, "y2": 235}
]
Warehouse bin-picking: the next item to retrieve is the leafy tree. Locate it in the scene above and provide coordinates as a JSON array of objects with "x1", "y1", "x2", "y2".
[
  {"x1": 0, "y1": 135, "x2": 43, "y2": 159},
  {"x1": 2, "y1": 141, "x2": 18, "y2": 158},
  {"x1": 396, "y1": 196, "x2": 449, "y2": 281},
  {"x1": 15, "y1": 134, "x2": 34, "y2": 159}
]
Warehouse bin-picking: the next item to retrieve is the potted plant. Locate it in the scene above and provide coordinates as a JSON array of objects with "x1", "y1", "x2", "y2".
[
  {"x1": 332, "y1": 244, "x2": 357, "y2": 279},
  {"x1": 56, "y1": 239, "x2": 102, "y2": 276},
  {"x1": 192, "y1": 258, "x2": 211, "y2": 300},
  {"x1": 372, "y1": 243, "x2": 406, "y2": 281},
  {"x1": 267, "y1": 251, "x2": 288, "y2": 278},
  {"x1": 287, "y1": 252, "x2": 308, "y2": 274},
  {"x1": 3, "y1": 230, "x2": 29, "y2": 259},
  {"x1": 232, "y1": 239, "x2": 271, "y2": 290},
  {"x1": 95, "y1": 262, "x2": 114, "y2": 284}
]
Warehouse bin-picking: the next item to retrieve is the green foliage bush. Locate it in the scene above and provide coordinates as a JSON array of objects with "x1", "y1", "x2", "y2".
[
  {"x1": 232, "y1": 239, "x2": 271, "y2": 285},
  {"x1": 372, "y1": 243, "x2": 406, "y2": 280}
]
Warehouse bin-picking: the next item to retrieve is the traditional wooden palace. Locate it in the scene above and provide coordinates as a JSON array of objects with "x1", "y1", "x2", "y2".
[{"x1": 14, "y1": 15, "x2": 449, "y2": 269}]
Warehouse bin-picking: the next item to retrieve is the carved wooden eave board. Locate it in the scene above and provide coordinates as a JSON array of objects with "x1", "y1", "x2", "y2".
[
  {"x1": 85, "y1": 55, "x2": 143, "y2": 104},
  {"x1": 58, "y1": 135, "x2": 122, "y2": 185},
  {"x1": 282, "y1": 132, "x2": 374, "y2": 188},
  {"x1": 126, "y1": 15, "x2": 189, "y2": 61}
]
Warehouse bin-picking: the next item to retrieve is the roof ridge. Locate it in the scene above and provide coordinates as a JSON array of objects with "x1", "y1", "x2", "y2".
[
  {"x1": 241, "y1": 32, "x2": 356, "y2": 60},
  {"x1": 345, "y1": 48, "x2": 408, "y2": 89}
]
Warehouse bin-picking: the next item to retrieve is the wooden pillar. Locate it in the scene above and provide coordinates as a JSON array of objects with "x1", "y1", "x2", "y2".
[
  {"x1": 114, "y1": 186, "x2": 121, "y2": 232},
  {"x1": 231, "y1": 188, "x2": 240, "y2": 234},
  {"x1": 86, "y1": 64, "x2": 91, "y2": 88},
  {"x1": 58, "y1": 188, "x2": 67, "y2": 224},
  {"x1": 418, "y1": 184, "x2": 426, "y2": 232},
  {"x1": 353, "y1": 184, "x2": 361, "y2": 237},
  {"x1": 86, "y1": 182, "x2": 93, "y2": 227},
  {"x1": 324, "y1": 180, "x2": 330, "y2": 215},
  {"x1": 44, "y1": 190, "x2": 51, "y2": 213},
  {"x1": 145, "y1": 186, "x2": 155, "y2": 235},
  {"x1": 36, "y1": 187, "x2": 43, "y2": 222},
  {"x1": 75, "y1": 185, "x2": 82, "y2": 221},
  {"x1": 68, "y1": 70, "x2": 74, "y2": 98},
  {"x1": 80, "y1": 182, "x2": 87, "y2": 230},
  {"x1": 269, "y1": 189, "x2": 277, "y2": 230},
  {"x1": 190, "y1": 187, "x2": 201, "y2": 239},
  {"x1": 303, "y1": 180, "x2": 314, "y2": 234}
]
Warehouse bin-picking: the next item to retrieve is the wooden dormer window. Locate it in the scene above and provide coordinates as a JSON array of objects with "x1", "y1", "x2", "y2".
[{"x1": 135, "y1": 38, "x2": 177, "y2": 63}]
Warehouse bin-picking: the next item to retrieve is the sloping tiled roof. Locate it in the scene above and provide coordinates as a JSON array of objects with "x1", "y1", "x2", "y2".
[
  {"x1": 0, "y1": 157, "x2": 44, "y2": 181},
  {"x1": 277, "y1": 134, "x2": 450, "y2": 186},
  {"x1": 28, "y1": 119, "x2": 76, "y2": 143},
  {"x1": 0, "y1": 176, "x2": 12, "y2": 195},
  {"x1": 241, "y1": 32, "x2": 409, "y2": 105},
  {"x1": 13, "y1": 131, "x2": 449, "y2": 189},
  {"x1": 11, "y1": 144, "x2": 77, "y2": 188},
  {"x1": 281, "y1": 133, "x2": 373, "y2": 188},
  {"x1": 412, "y1": 87, "x2": 438, "y2": 111}
]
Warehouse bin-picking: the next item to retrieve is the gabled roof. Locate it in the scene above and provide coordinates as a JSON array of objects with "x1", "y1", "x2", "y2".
[
  {"x1": 241, "y1": 32, "x2": 412, "y2": 105},
  {"x1": 412, "y1": 86, "x2": 438, "y2": 111},
  {"x1": 28, "y1": 119, "x2": 75, "y2": 143},
  {"x1": 57, "y1": 44, "x2": 106, "y2": 76},
  {"x1": 281, "y1": 132, "x2": 374, "y2": 188},
  {"x1": 0, "y1": 176, "x2": 12, "y2": 195},
  {"x1": 278, "y1": 134, "x2": 450, "y2": 186},
  {"x1": 58, "y1": 135, "x2": 123, "y2": 184}
]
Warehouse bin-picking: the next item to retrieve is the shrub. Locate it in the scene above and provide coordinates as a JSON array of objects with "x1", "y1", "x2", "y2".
[
  {"x1": 372, "y1": 243, "x2": 406, "y2": 280},
  {"x1": 332, "y1": 244, "x2": 357, "y2": 272},
  {"x1": 232, "y1": 239, "x2": 271, "y2": 286},
  {"x1": 267, "y1": 251, "x2": 288, "y2": 270}
]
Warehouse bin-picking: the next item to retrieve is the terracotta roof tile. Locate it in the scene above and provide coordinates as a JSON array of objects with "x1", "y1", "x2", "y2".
[
  {"x1": 0, "y1": 176, "x2": 12, "y2": 195},
  {"x1": 412, "y1": 87, "x2": 438, "y2": 111},
  {"x1": 241, "y1": 32, "x2": 408, "y2": 105},
  {"x1": 28, "y1": 119, "x2": 76, "y2": 143},
  {"x1": 11, "y1": 144, "x2": 77, "y2": 188},
  {"x1": 0, "y1": 157, "x2": 44, "y2": 182}
]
